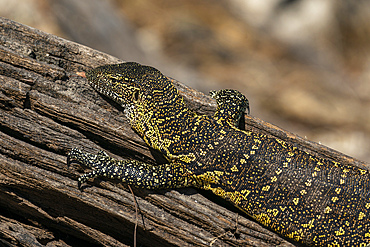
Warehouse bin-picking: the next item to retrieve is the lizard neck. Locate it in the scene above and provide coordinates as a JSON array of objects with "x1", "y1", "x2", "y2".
[{"x1": 128, "y1": 85, "x2": 195, "y2": 154}]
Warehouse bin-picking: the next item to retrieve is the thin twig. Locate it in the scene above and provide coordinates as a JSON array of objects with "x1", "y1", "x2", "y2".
[
  {"x1": 210, "y1": 213, "x2": 240, "y2": 246},
  {"x1": 128, "y1": 185, "x2": 138, "y2": 247}
]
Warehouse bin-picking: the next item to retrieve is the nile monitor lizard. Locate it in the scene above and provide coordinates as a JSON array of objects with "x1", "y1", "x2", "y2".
[{"x1": 67, "y1": 62, "x2": 370, "y2": 247}]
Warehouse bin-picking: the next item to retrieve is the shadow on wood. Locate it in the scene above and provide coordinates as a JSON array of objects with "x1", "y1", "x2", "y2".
[{"x1": 0, "y1": 17, "x2": 368, "y2": 247}]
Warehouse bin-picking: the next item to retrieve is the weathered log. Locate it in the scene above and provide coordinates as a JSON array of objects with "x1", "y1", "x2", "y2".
[{"x1": 0, "y1": 17, "x2": 368, "y2": 247}]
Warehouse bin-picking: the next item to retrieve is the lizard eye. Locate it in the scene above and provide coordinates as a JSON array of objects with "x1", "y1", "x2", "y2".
[
  {"x1": 110, "y1": 77, "x2": 119, "y2": 84},
  {"x1": 133, "y1": 89, "x2": 140, "y2": 102}
]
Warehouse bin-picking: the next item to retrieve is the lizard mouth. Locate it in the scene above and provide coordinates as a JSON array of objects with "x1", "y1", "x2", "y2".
[
  {"x1": 88, "y1": 78, "x2": 123, "y2": 103},
  {"x1": 85, "y1": 68, "x2": 128, "y2": 106}
]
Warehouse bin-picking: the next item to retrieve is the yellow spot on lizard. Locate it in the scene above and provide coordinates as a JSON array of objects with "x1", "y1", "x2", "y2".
[{"x1": 231, "y1": 165, "x2": 239, "y2": 172}]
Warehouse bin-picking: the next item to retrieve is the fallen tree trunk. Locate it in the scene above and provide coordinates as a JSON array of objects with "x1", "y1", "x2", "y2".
[{"x1": 0, "y1": 17, "x2": 368, "y2": 247}]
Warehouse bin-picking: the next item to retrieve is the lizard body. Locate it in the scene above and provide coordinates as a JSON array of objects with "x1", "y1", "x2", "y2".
[{"x1": 67, "y1": 62, "x2": 370, "y2": 246}]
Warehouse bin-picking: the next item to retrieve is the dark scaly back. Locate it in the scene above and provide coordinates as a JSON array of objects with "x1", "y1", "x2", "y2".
[{"x1": 202, "y1": 127, "x2": 370, "y2": 246}]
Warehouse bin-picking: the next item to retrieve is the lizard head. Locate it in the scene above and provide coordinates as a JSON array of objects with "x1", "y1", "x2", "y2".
[
  {"x1": 85, "y1": 62, "x2": 170, "y2": 108},
  {"x1": 85, "y1": 62, "x2": 186, "y2": 135}
]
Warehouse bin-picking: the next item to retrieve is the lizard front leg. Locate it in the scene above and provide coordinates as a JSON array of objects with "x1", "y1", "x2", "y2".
[
  {"x1": 67, "y1": 148, "x2": 195, "y2": 190},
  {"x1": 209, "y1": 89, "x2": 249, "y2": 128}
]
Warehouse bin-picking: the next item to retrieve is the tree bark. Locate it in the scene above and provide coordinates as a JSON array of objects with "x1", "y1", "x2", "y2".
[{"x1": 0, "y1": 17, "x2": 368, "y2": 247}]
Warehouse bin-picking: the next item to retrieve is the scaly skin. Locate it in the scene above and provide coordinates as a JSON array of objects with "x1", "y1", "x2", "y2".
[{"x1": 67, "y1": 62, "x2": 370, "y2": 247}]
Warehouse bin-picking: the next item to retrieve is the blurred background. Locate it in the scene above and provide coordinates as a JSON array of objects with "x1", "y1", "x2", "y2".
[{"x1": 1, "y1": 0, "x2": 369, "y2": 162}]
